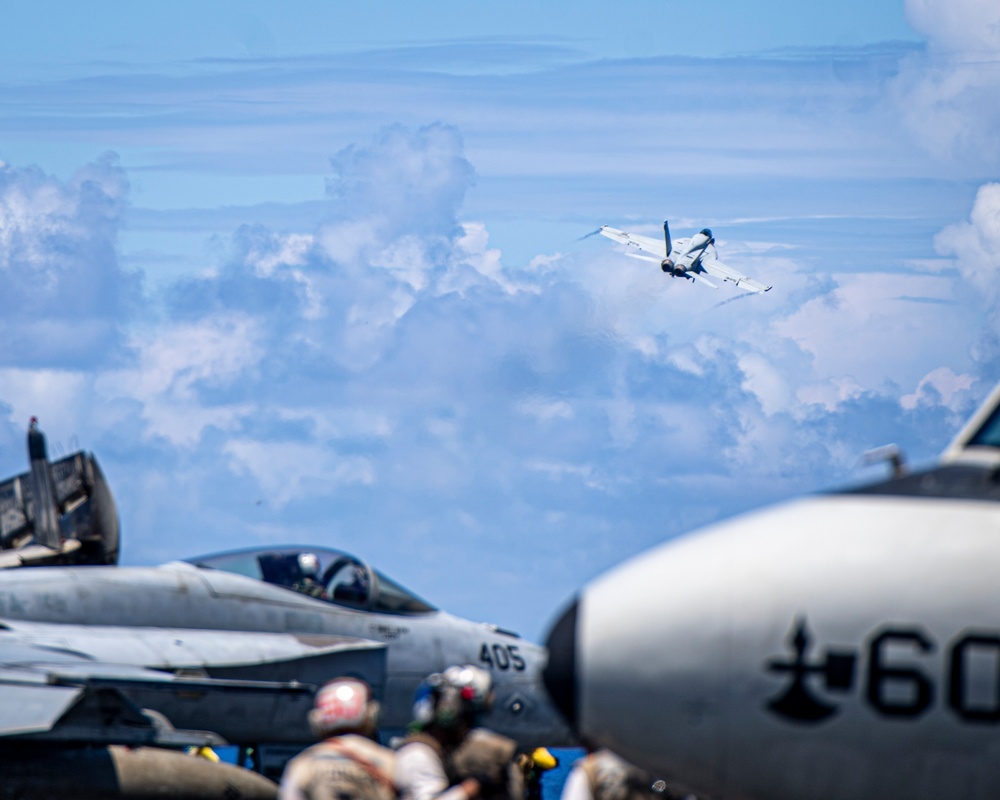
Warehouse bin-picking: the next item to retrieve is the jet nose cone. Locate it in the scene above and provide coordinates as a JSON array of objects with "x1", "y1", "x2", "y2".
[{"x1": 543, "y1": 598, "x2": 578, "y2": 729}]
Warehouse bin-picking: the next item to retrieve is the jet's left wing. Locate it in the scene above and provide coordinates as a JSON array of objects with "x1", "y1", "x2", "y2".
[
  {"x1": 599, "y1": 226, "x2": 666, "y2": 259},
  {"x1": 699, "y1": 257, "x2": 771, "y2": 294},
  {"x1": 0, "y1": 621, "x2": 387, "y2": 746}
]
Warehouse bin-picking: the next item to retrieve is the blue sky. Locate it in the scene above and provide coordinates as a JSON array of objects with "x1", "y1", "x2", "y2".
[{"x1": 1, "y1": 1, "x2": 999, "y2": 640}]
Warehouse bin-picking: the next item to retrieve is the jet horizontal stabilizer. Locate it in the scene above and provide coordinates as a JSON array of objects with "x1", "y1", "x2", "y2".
[
  {"x1": 690, "y1": 271, "x2": 719, "y2": 289},
  {"x1": 625, "y1": 252, "x2": 661, "y2": 264}
]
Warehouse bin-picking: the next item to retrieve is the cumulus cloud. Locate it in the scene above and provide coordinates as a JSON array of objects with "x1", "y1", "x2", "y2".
[
  {"x1": 900, "y1": 366, "x2": 974, "y2": 410},
  {"x1": 324, "y1": 123, "x2": 475, "y2": 239},
  {"x1": 770, "y1": 271, "x2": 970, "y2": 397},
  {"x1": 933, "y1": 182, "x2": 1000, "y2": 299},
  {"x1": 224, "y1": 439, "x2": 374, "y2": 507},
  {"x1": 0, "y1": 117, "x2": 991, "y2": 635},
  {"x1": 929, "y1": 182, "x2": 1000, "y2": 392},
  {"x1": 905, "y1": 0, "x2": 1000, "y2": 55},
  {"x1": 99, "y1": 314, "x2": 263, "y2": 447},
  {"x1": 894, "y1": 0, "x2": 1000, "y2": 166},
  {"x1": 0, "y1": 155, "x2": 138, "y2": 367}
]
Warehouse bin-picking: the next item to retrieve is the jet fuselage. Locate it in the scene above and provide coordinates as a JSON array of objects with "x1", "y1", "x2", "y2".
[
  {"x1": 544, "y1": 385, "x2": 1000, "y2": 800},
  {"x1": 0, "y1": 560, "x2": 572, "y2": 747}
]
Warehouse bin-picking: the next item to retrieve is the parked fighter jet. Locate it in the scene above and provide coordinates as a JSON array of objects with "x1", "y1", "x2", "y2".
[
  {"x1": 599, "y1": 221, "x2": 771, "y2": 293},
  {"x1": 0, "y1": 420, "x2": 573, "y2": 789},
  {"x1": 544, "y1": 383, "x2": 1000, "y2": 800},
  {"x1": 0, "y1": 544, "x2": 573, "y2": 768}
]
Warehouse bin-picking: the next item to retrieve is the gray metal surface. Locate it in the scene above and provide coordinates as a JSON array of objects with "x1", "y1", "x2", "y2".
[
  {"x1": 0, "y1": 553, "x2": 572, "y2": 747},
  {"x1": 544, "y1": 382, "x2": 1000, "y2": 800},
  {"x1": 0, "y1": 419, "x2": 118, "y2": 567}
]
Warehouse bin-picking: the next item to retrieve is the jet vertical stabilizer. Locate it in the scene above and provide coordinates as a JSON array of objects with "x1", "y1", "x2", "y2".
[{"x1": 26, "y1": 418, "x2": 60, "y2": 550}]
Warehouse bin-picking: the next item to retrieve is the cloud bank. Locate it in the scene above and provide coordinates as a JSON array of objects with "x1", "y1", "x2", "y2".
[
  {"x1": 894, "y1": 0, "x2": 1000, "y2": 168},
  {"x1": 0, "y1": 2, "x2": 997, "y2": 635},
  {"x1": 0, "y1": 119, "x2": 989, "y2": 637}
]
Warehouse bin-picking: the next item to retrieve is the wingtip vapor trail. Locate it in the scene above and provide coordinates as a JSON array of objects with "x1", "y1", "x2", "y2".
[
  {"x1": 710, "y1": 291, "x2": 759, "y2": 310},
  {"x1": 575, "y1": 228, "x2": 603, "y2": 242}
]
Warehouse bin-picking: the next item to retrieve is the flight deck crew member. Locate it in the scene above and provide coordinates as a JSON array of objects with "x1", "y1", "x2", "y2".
[
  {"x1": 395, "y1": 665, "x2": 522, "y2": 800},
  {"x1": 280, "y1": 678, "x2": 396, "y2": 800},
  {"x1": 560, "y1": 750, "x2": 683, "y2": 800}
]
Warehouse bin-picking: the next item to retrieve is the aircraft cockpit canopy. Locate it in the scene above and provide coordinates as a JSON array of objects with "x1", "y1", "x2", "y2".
[
  {"x1": 966, "y1": 408, "x2": 1000, "y2": 450},
  {"x1": 941, "y1": 381, "x2": 1000, "y2": 465},
  {"x1": 186, "y1": 546, "x2": 437, "y2": 615}
]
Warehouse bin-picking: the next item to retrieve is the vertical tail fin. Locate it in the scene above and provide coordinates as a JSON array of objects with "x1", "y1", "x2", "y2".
[
  {"x1": 26, "y1": 418, "x2": 61, "y2": 550},
  {"x1": 663, "y1": 220, "x2": 672, "y2": 256}
]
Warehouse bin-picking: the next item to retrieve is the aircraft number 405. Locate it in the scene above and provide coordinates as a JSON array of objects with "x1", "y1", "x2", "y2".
[{"x1": 480, "y1": 642, "x2": 526, "y2": 671}]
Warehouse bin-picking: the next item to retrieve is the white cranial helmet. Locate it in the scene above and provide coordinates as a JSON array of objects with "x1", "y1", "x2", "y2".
[
  {"x1": 441, "y1": 664, "x2": 494, "y2": 713},
  {"x1": 309, "y1": 678, "x2": 380, "y2": 738},
  {"x1": 298, "y1": 552, "x2": 320, "y2": 578}
]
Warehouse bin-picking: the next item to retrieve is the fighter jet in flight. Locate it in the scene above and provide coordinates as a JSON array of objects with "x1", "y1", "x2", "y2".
[
  {"x1": 599, "y1": 221, "x2": 771, "y2": 293},
  {"x1": 544, "y1": 382, "x2": 1000, "y2": 800}
]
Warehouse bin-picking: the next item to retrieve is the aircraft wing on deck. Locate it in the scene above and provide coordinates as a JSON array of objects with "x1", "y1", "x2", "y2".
[
  {"x1": 700, "y1": 257, "x2": 771, "y2": 293},
  {"x1": 0, "y1": 621, "x2": 387, "y2": 746}
]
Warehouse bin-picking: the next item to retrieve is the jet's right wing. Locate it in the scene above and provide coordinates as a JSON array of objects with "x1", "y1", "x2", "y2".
[{"x1": 699, "y1": 256, "x2": 771, "y2": 294}]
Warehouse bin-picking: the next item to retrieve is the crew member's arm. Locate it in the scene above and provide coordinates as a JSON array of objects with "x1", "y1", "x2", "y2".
[
  {"x1": 559, "y1": 762, "x2": 593, "y2": 800},
  {"x1": 278, "y1": 756, "x2": 309, "y2": 800},
  {"x1": 396, "y1": 742, "x2": 480, "y2": 800}
]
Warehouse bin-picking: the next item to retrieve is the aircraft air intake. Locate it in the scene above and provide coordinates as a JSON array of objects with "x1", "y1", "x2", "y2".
[{"x1": 542, "y1": 598, "x2": 578, "y2": 729}]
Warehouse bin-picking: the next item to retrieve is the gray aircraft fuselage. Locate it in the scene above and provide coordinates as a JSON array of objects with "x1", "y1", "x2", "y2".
[
  {"x1": 0, "y1": 552, "x2": 573, "y2": 748},
  {"x1": 544, "y1": 382, "x2": 1000, "y2": 800}
]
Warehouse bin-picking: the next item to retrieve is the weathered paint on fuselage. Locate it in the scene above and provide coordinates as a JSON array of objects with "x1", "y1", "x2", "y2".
[
  {"x1": 0, "y1": 563, "x2": 572, "y2": 746},
  {"x1": 551, "y1": 492, "x2": 1000, "y2": 800}
]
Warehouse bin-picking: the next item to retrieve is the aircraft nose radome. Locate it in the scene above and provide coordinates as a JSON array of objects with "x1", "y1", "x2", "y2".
[{"x1": 542, "y1": 598, "x2": 578, "y2": 729}]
